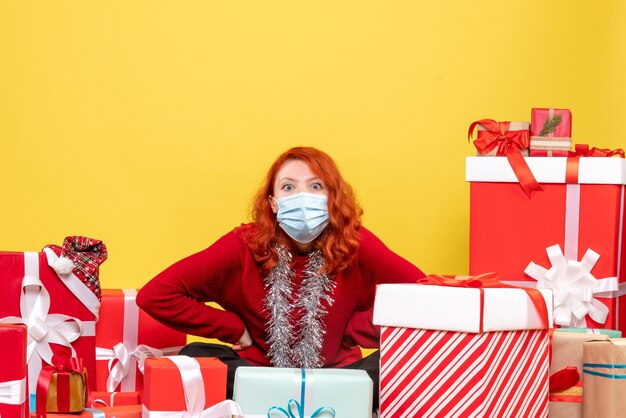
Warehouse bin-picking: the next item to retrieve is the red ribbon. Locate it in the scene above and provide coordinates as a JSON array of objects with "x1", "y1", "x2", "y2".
[
  {"x1": 569, "y1": 144, "x2": 625, "y2": 158},
  {"x1": 36, "y1": 353, "x2": 88, "y2": 418},
  {"x1": 565, "y1": 144, "x2": 625, "y2": 184},
  {"x1": 417, "y1": 272, "x2": 550, "y2": 333},
  {"x1": 549, "y1": 366, "x2": 580, "y2": 394},
  {"x1": 468, "y1": 119, "x2": 543, "y2": 198}
]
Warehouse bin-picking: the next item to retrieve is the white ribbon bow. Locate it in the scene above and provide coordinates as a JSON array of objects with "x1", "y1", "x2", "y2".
[
  {"x1": 0, "y1": 252, "x2": 84, "y2": 393},
  {"x1": 0, "y1": 378, "x2": 26, "y2": 405},
  {"x1": 96, "y1": 343, "x2": 182, "y2": 392},
  {"x1": 525, "y1": 244, "x2": 619, "y2": 328},
  {"x1": 143, "y1": 356, "x2": 243, "y2": 418}
]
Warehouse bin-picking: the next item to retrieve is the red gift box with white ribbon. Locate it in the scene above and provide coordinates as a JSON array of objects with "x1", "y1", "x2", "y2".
[
  {"x1": 467, "y1": 153, "x2": 626, "y2": 332},
  {"x1": 142, "y1": 356, "x2": 239, "y2": 418},
  {"x1": 373, "y1": 276, "x2": 553, "y2": 418},
  {"x1": 0, "y1": 324, "x2": 28, "y2": 418},
  {"x1": 95, "y1": 289, "x2": 187, "y2": 392},
  {"x1": 0, "y1": 250, "x2": 101, "y2": 398}
]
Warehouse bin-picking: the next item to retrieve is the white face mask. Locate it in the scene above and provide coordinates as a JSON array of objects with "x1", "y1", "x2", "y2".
[{"x1": 275, "y1": 193, "x2": 329, "y2": 244}]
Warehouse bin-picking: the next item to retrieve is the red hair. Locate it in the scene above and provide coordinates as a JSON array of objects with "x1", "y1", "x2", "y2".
[{"x1": 244, "y1": 147, "x2": 363, "y2": 276}]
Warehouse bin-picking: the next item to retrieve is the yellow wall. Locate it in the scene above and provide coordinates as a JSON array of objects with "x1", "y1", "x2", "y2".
[{"x1": 1, "y1": 1, "x2": 624, "y2": 293}]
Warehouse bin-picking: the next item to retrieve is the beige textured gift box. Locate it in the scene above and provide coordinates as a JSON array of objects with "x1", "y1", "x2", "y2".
[
  {"x1": 549, "y1": 332, "x2": 610, "y2": 418},
  {"x1": 583, "y1": 339, "x2": 626, "y2": 418}
]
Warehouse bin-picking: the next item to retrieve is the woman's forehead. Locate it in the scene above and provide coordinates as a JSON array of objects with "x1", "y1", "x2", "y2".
[{"x1": 275, "y1": 159, "x2": 318, "y2": 181}]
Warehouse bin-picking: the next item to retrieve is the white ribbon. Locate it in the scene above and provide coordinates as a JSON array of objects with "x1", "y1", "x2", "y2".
[
  {"x1": 43, "y1": 248, "x2": 101, "y2": 320},
  {"x1": 0, "y1": 378, "x2": 26, "y2": 405},
  {"x1": 96, "y1": 343, "x2": 182, "y2": 392},
  {"x1": 95, "y1": 289, "x2": 183, "y2": 391},
  {"x1": 142, "y1": 356, "x2": 243, "y2": 418},
  {"x1": 0, "y1": 252, "x2": 89, "y2": 393},
  {"x1": 525, "y1": 244, "x2": 619, "y2": 328}
]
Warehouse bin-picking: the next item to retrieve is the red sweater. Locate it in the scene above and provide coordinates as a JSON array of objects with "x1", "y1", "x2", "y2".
[{"x1": 136, "y1": 224, "x2": 425, "y2": 367}]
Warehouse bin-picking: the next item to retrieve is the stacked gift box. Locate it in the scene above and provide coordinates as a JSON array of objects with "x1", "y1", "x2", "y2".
[
  {"x1": 466, "y1": 107, "x2": 626, "y2": 417},
  {"x1": 373, "y1": 274, "x2": 554, "y2": 417},
  {"x1": 0, "y1": 236, "x2": 375, "y2": 418}
]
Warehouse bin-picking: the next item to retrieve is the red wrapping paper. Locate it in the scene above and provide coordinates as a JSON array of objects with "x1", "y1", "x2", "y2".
[
  {"x1": 0, "y1": 252, "x2": 97, "y2": 390},
  {"x1": 88, "y1": 392, "x2": 140, "y2": 408},
  {"x1": 29, "y1": 405, "x2": 141, "y2": 418},
  {"x1": 0, "y1": 324, "x2": 28, "y2": 418},
  {"x1": 467, "y1": 156, "x2": 626, "y2": 332},
  {"x1": 95, "y1": 289, "x2": 187, "y2": 392},
  {"x1": 142, "y1": 357, "x2": 226, "y2": 413}
]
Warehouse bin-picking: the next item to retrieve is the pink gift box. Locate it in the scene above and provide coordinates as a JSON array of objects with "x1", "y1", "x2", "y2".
[
  {"x1": 530, "y1": 108, "x2": 572, "y2": 156},
  {"x1": 0, "y1": 324, "x2": 28, "y2": 418}
]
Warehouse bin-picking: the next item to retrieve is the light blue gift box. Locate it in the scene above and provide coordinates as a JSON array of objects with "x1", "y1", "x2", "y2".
[
  {"x1": 233, "y1": 367, "x2": 372, "y2": 418},
  {"x1": 558, "y1": 327, "x2": 622, "y2": 338}
]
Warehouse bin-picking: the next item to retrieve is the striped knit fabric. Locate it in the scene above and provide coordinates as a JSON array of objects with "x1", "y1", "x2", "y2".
[{"x1": 380, "y1": 327, "x2": 550, "y2": 418}]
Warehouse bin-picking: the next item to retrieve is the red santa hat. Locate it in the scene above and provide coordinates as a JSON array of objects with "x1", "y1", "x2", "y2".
[{"x1": 45, "y1": 236, "x2": 108, "y2": 300}]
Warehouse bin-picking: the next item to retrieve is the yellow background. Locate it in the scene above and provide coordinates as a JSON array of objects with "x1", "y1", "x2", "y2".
[{"x1": 1, "y1": 2, "x2": 625, "y2": 343}]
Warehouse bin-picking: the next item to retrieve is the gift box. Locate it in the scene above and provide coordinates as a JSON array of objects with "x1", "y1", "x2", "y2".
[
  {"x1": 0, "y1": 247, "x2": 102, "y2": 395},
  {"x1": 468, "y1": 119, "x2": 540, "y2": 198},
  {"x1": 30, "y1": 405, "x2": 142, "y2": 418},
  {"x1": 0, "y1": 324, "x2": 28, "y2": 418},
  {"x1": 89, "y1": 392, "x2": 141, "y2": 408},
  {"x1": 469, "y1": 120, "x2": 530, "y2": 157},
  {"x1": 549, "y1": 331, "x2": 615, "y2": 418},
  {"x1": 35, "y1": 354, "x2": 90, "y2": 418},
  {"x1": 530, "y1": 108, "x2": 572, "y2": 156},
  {"x1": 95, "y1": 289, "x2": 186, "y2": 392},
  {"x1": 373, "y1": 278, "x2": 553, "y2": 418},
  {"x1": 143, "y1": 356, "x2": 239, "y2": 418},
  {"x1": 582, "y1": 338, "x2": 626, "y2": 417},
  {"x1": 558, "y1": 328, "x2": 622, "y2": 338},
  {"x1": 467, "y1": 156, "x2": 626, "y2": 332},
  {"x1": 233, "y1": 367, "x2": 372, "y2": 418}
]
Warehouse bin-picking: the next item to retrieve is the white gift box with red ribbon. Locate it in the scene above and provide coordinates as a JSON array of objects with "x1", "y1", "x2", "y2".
[{"x1": 374, "y1": 283, "x2": 553, "y2": 418}]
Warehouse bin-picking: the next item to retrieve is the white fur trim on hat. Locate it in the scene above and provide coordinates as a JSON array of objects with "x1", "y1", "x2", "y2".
[{"x1": 53, "y1": 256, "x2": 75, "y2": 274}]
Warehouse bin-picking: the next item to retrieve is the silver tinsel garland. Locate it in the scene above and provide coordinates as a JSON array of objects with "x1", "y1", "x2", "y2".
[
  {"x1": 263, "y1": 246, "x2": 336, "y2": 368},
  {"x1": 263, "y1": 246, "x2": 295, "y2": 367}
]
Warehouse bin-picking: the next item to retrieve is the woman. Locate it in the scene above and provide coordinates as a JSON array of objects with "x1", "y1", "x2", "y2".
[{"x1": 136, "y1": 146, "x2": 425, "y2": 407}]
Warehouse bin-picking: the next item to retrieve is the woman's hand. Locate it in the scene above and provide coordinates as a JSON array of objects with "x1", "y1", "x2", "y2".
[{"x1": 232, "y1": 327, "x2": 252, "y2": 351}]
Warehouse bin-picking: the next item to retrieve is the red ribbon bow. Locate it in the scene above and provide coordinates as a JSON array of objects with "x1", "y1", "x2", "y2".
[
  {"x1": 468, "y1": 119, "x2": 543, "y2": 198},
  {"x1": 36, "y1": 352, "x2": 89, "y2": 418},
  {"x1": 565, "y1": 144, "x2": 625, "y2": 184},
  {"x1": 417, "y1": 272, "x2": 550, "y2": 332},
  {"x1": 570, "y1": 144, "x2": 625, "y2": 158}
]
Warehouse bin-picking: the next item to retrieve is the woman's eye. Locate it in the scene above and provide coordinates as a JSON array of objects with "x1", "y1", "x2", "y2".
[
  {"x1": 311, "y1": 183, "x2": 324, "y2": 191},
  {"x1": 281, "y1": 184, "x2": 294, "y2": 191}
]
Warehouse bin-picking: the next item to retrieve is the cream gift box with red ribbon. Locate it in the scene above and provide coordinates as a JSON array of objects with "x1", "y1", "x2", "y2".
[
  {"x1": 467, "y1": 155, "x2": 626, "y2": 332},
  {"x1": 0, "y1": 250, "x2": 100, "y2": 398},
  {"x1": 94, "y1": 289, "x2": 186, "y2": 392},
  {"x1": 142, "y1": 356, "x2": 240, "y2": 418},
  {"x1": 373, "y1": 280, "x2": 554, "y2": 418},
  {"x1": 0, "y1": 324, "x2": 28, "y2": 418}
]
